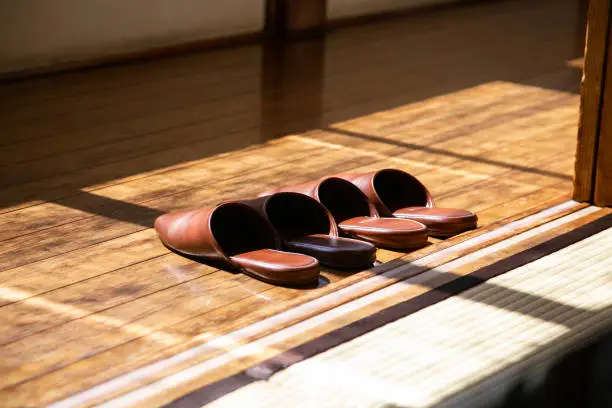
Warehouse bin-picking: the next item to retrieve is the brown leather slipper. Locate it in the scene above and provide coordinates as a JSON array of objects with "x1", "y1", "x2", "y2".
[
  {"x1": 235, "y1": 192, "x2": 376, "y2": 268},
  {"x1": 259, "y1": 178, "x2": 428, "y2": 250},
  {"x1": 154, "y1": 203, "x2": 320, "y2": 285},
  {"x1": 335, "y1": 168, "x2": 478, "y2": 237}
]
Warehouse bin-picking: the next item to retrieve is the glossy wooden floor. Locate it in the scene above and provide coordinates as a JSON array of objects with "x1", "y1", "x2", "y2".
[
  {"x1": 0, "y1": 0, "x2": 583, "y2": 405},
  {"x1": 202, "y1": 208, "x2": 612, "y2": 408}
]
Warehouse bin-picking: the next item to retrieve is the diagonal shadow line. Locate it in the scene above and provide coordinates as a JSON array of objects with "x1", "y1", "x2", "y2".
[
  {"x1": 56, "y1": 191, "x2": 165, "y2": 228},
  {"x1": 368, "y1": 213, "x2": 612, "y2": 330},
  {"x1": 166, "y1": 215, "x2": 612, "y2": 408},
  {"x1": 325, "y1": 127, "x2": 573, "y2": 181}
]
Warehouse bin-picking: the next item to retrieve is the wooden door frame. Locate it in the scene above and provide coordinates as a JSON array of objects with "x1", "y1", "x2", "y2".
[{"x1": 574, "y1": 0, "x2": 612, "y2": 206}]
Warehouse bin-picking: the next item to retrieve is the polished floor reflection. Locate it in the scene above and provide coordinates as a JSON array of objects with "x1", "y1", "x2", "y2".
[{"x1": 0, "y1": 0, "x2": 584, "y2": 406}]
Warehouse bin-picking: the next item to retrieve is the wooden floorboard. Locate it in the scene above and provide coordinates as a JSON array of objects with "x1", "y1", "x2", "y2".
[
  {"x1": 0, "y1": 82, "x2": 548, "y2": 212},
  {"x1": 0, "y1": 86, "x2": 576, "y2": 237},
  {"x1": 0, "y1": 0, "x2": 584, "y2": 405},
  {"x1": 0, "y1": 0, "x2": 580, "y2": 189},
  {"x1": 0, "y1": 90, "x2": 577, "y2": 275},
  {"x1": 61, "y1": 206, "x2": 611, "y2": 408},
  {"x1": 197, "y1": 212, "x2": 612, "y2": 408}
]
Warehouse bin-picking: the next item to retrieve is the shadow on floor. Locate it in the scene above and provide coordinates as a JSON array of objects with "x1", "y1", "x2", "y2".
[
  {"x1": 165, "y1": 214, "x2": 611, "y2": 408},
  {"x1": 490, "y1": 329, "x2": 612, "y2": 408},
  {"x1": 325, "y1": 127, "x2": 573, "y2": 181},
  {"x1": 0, "y1": 0, "x2": 583, "y2": 226}
]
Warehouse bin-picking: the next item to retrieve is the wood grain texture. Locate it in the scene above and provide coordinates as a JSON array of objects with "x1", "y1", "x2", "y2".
[
  {"x1": 0, "y1": 0, "x2": 582, "y2": 406},
  {"x1": 594, "y1": 16, "x2": 612, "y2": 206},
  {"x1": 0, "y1": 201, "x2": 587, "y2": 407},
  {"x1": 94, "y1": 206, "x2": 612, "y2": 408},
  {"x1": 573, "y1": 0, "x2": 611, "y2": 201},
  {"x1": 200, "y1": 218, "x2": 612, "y2": 408}
]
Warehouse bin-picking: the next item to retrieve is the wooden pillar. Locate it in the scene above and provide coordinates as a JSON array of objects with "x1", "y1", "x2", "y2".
[
  {"x1": 594, "y1": 35, "x2": 612, "y2": 206},
  {"x1": 260, "y1": 38, "x2": 326, "y2": 141},
  {"x1": 265, "y1": 0, "x2": 327, "y2": 38},
  {"x1": 577, "y1": 0, "x2": 590, "y2": 56},
  {"x1": 260, "y1": 0, "x2": 327, "y2": 141},
  {"x1": 573, "y1": 0, "x2": 612, "y2": 205}
]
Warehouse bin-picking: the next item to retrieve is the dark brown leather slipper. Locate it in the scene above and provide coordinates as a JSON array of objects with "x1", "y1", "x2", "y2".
[
  {"x1": 154, "y1": 203, "x2": 320, "y2": 285},
  {"x1": 259, "y1": 178, "x2": 428, "y2": 250},
  {"x1": 235, "y1": 192, "x2": 376, "y2": 268},
  {"x1": 335, "y1": 168, "x2": 478, "y2": 237}
]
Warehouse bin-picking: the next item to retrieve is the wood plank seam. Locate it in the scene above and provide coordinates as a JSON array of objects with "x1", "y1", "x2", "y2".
[
  {"x1": 0, "y1": 3, "x2": 583, "y2": 404},
  {"x1": 0, "y1": 198, "x2": 580, "y2": 402},
  {"x1": 0, "y1": 80, "x2": 572, "y2": 190},
  {"x1": 0, "y1": 143, "x2": 574, "y2": 281},
  {"x1": 0, "y1": 108, "x2": 575, "y2": 274},
  {"x1": 42, "y1": 202, "x2": 594, "y2": 408},
  {"x1": 0, "y1": 80, "x2": 574, "y2": 218},
  {"x1": 71, "y1": 206, "x2": 608, "y2": 408},
  {"x1": 0, "y1": 200, "x2": 585, "y2": 353},
  {"x1": 1, "y1": 79, "x2": 552, "y2": 166},
  {"x1": 0, "y1": 90, "x2": 576, "y2": 245},
  {"x1": 171, "y1": 215, "x2": 612, "y2": 408}
]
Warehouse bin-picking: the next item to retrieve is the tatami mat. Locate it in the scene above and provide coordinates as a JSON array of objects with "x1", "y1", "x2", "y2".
[
  {"x1": 204, "y1": 227, "x2": 612, "y2": 408},
  {"x1": 0, "y1": 1, "x2": 583, "y2": 404}
]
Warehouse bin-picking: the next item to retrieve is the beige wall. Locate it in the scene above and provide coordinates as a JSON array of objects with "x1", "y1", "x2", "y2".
[
  {"x1": 0, "y1": 0, "x2": 264, "y2": 74},
  {"x1": 0, "y1": 0, "x2": 453, "y2": 74}
]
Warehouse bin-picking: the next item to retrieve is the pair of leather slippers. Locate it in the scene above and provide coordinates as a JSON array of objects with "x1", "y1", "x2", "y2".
[{"x1": 155, "y1": 169, "x2": 477, "y2": 286}]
